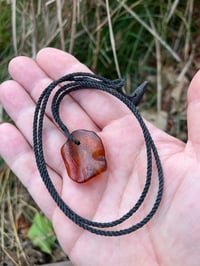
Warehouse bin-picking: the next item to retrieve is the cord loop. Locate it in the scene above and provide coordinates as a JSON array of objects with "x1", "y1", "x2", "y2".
[{"x1": 33, "y1": 72, "x2": 164, "y2": 236}]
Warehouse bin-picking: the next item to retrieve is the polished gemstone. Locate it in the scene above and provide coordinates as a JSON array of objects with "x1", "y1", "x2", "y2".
[{"x1": 61, "y1": 129, "x2": 107, "y2": 183}]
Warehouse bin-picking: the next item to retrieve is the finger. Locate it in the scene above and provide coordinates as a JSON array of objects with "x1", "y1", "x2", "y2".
[
  {"x1": 8, "y1": 56, "x2": 99, "y2": 132},
  {"x1": 36, "y1": 47, "x2": 131, "y2": 128},
  {"x1": 0, "y1": 123, "x2": 61, "y2": 219},
  {"x1": 187, "y1": 69, "x2": 200, "y2": 147},
  {"x1": 0, "y1": 80, "x2": 70, "y2": 175}
]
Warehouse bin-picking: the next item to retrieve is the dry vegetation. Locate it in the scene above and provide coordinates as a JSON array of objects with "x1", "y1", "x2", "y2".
[{"x1": 0, "y1": 0, "x2": 200, "y2": 265}]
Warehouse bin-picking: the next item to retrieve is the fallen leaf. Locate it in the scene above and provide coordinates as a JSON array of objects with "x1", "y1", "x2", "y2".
[
  {"x1": 28, "y1": 212, "x2": 56, "y2": 254},
  {"x1": 15, "y1": 213, "x2": 31, "y2": 238}
]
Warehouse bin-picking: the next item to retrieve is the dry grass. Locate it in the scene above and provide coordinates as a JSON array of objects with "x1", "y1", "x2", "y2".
[
  {"x1": 0, "y1": 0, "x2": 200, "y2": 264},
  {"x1": 0, "y1": 166, "x2": 31, "y2": 265}
]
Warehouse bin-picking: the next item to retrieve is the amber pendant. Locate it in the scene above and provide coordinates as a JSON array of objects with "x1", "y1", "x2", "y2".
[{"x1": 61, "y1": 129, "x2": 107, "y2": 183}]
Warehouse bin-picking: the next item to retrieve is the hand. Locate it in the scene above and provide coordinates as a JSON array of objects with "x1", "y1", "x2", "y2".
[{"x1": 0, "y1": 48, "x2": 200, "y2": 266}]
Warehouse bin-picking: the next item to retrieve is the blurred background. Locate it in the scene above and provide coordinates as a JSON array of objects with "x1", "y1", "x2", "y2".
[{"x1": 0, "y1": 0, "x2": 199, "y2": 265}]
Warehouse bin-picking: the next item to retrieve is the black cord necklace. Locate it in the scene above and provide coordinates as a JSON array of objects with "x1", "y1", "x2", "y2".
[{"x1": 33, "y1": 72, "x2": 164, "y2": 236}]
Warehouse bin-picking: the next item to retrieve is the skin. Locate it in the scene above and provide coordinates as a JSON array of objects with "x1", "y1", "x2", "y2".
[{"x1": 0, "y1": 48, "x2": 200, "y2": 266}]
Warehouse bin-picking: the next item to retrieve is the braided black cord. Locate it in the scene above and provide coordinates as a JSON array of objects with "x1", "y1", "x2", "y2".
[{"x1": 33, "y1": 72, "x2": 164, "y2": 236}]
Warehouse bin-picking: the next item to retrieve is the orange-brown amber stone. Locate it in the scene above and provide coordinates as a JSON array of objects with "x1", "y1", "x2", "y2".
[{"x1": 61, "y1": 129, "x2": 107, "y2": 183}]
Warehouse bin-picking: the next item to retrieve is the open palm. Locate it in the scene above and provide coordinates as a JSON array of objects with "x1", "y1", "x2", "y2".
[{"x1": 0, "y1": 48, "x2": 200, "y2": 266}]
